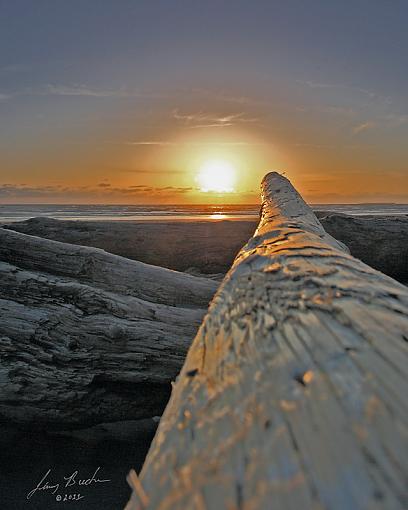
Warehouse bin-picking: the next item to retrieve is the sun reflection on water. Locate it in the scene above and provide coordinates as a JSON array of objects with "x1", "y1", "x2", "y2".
[{"x1": 209, "y1": 213, "x2": 228, "y2": 219}]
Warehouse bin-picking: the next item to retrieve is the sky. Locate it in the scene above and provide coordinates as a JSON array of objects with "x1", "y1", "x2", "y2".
[{"x1": 0, "y1": 0, "x2": 407, "y2": 204}]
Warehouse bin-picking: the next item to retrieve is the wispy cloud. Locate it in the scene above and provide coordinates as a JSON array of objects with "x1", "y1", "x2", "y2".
[
  {"x1": 47, "y1": 85, "x2": 121, "y2": 97},
  {"x1": 352, "y1": 121, "x2": 377, "y2": 134},
  {"x1": 0, "y1": 183, "x2": 195, "y2": 199},
  {"x1": 293, "y1": 143, "x2": 337, "y2": 149},
  {"x1": 122, "y1": 141, "x2": 178, "y2": 146},
  {"x1": 292, "y1": 142, "x2": 375, "y2": 150},
  {"x1": 385, "y1": 113, "x2": 408, "y2": 128},
  {"x1": 302, "y1": 80, "x2": 379, "y2": 99},
  {"x1": 114, "y1": 140, "x2": 258, "y2": 147},
  {"x1": 295, "y1": 81, "x2": 408, "y2": 134},
  {"x1": 43, "y1": 84, "x2": 164, "y2": 98},
  {"x1": 173, "y1": 109, "x2": 258, "y2": 128},
  {"x1": 301, "y1": 80, "x2": 394, "y2": 109},
  {"x1": 0, "y1": 85, "x2": 165, "y2": 101},
  {"x1": 319, "y1": 105, "x2": 356, "y2": 116},
  {"x1": 189, "y1": 87, "x2": 268, "y2": 106},
  {"x1": 118, "y1": 168, "x2": 185, "y2": 174}
]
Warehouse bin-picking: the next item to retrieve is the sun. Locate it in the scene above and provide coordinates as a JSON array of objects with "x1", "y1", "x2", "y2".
[{"x1": 197, "y1": 160, "x2": 236, "y2": 192}]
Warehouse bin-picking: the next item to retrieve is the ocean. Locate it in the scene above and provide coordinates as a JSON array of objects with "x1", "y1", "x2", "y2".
[{"x1": 0, "y1": 203, "x2": 407, "y2": 223}]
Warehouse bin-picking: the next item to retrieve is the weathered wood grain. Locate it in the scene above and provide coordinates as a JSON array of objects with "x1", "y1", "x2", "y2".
[
  {"x1": 126, "y1": 172, "x2": 408, "y2": 510},
  {"x1": 0, "y1": 228, "x2": 216, "y2": 308},
  {"x1": 0, "y1": 229, "x2": 217, "y2": 429}
]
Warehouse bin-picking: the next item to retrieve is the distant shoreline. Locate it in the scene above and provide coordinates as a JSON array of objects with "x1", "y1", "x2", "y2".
[{"x1": 0, "y1": 202, "x2": 408, "y2": 224}]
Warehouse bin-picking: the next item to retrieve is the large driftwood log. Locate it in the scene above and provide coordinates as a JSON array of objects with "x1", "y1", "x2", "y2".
[
  {"x1": 0, "y1": 229, "x2": 217, "y2": 429},
  {"x1": 127, "y1": 172, "x2": 408, "y2": 510}
]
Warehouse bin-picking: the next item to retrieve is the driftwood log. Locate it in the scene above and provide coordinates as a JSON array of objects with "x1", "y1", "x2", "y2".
[
  {"x1": 0, "y1": 229, "x2": 217, "y2": 429},
  {"x1": 315, "y1": 211, "x2": 408, "y2": 284},
  {"x1": 127, "y1": 172, "x2": 408, "y2": 510},
  {"x1": 3, "y1": 216, "x2": 255, "y2": 275}
]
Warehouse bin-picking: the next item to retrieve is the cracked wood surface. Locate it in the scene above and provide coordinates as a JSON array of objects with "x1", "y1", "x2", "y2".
[
  {"x1": 126, "y1": 172, "x2": 408, "y2": 510},
  {"x1": 0, "y1": 229, "x2": 217, "y2": 429}
]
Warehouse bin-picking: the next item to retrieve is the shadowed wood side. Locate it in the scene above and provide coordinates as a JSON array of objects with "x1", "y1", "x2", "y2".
[
  {"x1": 0, "y1": 229, "x2": 217, "y2": 429},
  {"x1": 126, "y1": 172, "x2": 408, "y2": 510},
  {"x1": 0, "y1": 228, "x2": 216, "y2": 308}
]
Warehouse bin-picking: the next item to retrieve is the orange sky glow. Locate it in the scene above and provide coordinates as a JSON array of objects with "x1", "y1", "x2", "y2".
[{"x1": 2, "y1": 110, "x2": 407, "y2": 205}]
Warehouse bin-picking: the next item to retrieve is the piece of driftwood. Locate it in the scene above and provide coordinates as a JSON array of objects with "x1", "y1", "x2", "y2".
[
  {"x1": 4, "y1": 217, "x2": 256, "y2": 275},
  {"x1": 127, "y1": 172, "x2": 408, "y2": 510},
  {"x1": 0, "y1": 229, "x2": 217, "y2": 429},
  {"x1": 315, "y1": 211, "x2": 408, "y2": 284}
]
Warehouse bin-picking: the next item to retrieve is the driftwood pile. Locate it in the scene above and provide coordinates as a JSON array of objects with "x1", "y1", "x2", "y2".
[{"x1": 0, "y1": 229, "x2": 217, "y2": 429}]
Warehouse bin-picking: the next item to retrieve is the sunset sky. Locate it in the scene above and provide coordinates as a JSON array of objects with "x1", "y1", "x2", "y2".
[{"x1": 0, "y1": 1, "x2": 407, "y2": 204}]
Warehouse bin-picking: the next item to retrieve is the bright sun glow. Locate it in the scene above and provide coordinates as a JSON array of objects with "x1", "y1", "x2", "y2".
[{"x1": 197, "y1": 160, "x2": 236, "y2": 192}]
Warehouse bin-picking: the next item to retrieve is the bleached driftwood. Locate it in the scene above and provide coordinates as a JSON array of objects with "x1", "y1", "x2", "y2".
[
  {"x1": 127, "y1": 172, "x2": 408, "y2": 510},
  {"x1": 0, "y1": 229, "x2": 217, "y2": 429}
]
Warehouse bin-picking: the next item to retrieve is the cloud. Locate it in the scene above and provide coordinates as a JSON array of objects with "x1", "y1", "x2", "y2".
[
  {"x1": 120, "y1": 140, "x2": 257, "y2": 147},
  {"x1": 189, "y1": 88, "x2": 268, "y2": 106},
  {"x1": 292, "y1": 141, "x2": 376, "y2": 150},
  {"x1": 47, "y1": 85, "x2": 119, "y2": 97},
  {"x1": 117, "y1": 168, "x2": 185, "y2": 174},
  {"x1": 319, "y1": 105, "x2": 356, "y2": 116},
  {"x1": 352, "y1": 121, "x2": 377, "y2": 134},
  {"x1": 0, "y1": 85, "x2": 165, "y2": 102},
  {"x1": 298, "y1": 80, "x2": 392, "y2": 104},
  {"x1": 302, "y1": 80, "x2": 379, "y2": 99},
  {"x1": 0, "y1": 183, "x2": 195, "y2": 199},
  {"x1": 173, "y1": 109, "x2": 258, "y2": 128},
  {"x1": 293, "y1": 143, "x2": 337, "y2": 149},
  {"x1": 10, "y1": 85, "x2": 164, "y2": 99},
  {"x1": 160, "y1": 186, "x2": 193, "y2": 193},
  {"x1": 385, "y1": 113, "x2": 408, "y2": 128},
  {"x1": 297, "y1": 81, "x2": 408, "y2": 132},
  {"x1": 351, "y1": 115, "x2": 407, "y2": 134},
  {"x1": 122, "y1": 141, "x2": 178, "y2": 146},
  {"x1": 44, "y1": 85, "x2": 165, "y2": 98},
  {"x1": 0, "y1": 184, "x2": 64, "y2": 198}
]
